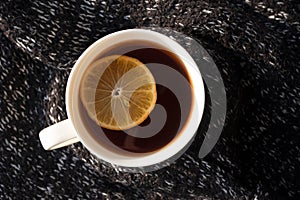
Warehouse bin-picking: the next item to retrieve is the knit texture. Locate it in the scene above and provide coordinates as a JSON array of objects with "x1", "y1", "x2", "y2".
[{"x1": 0, "y1": 0, "x2": 299, "y2": 199}]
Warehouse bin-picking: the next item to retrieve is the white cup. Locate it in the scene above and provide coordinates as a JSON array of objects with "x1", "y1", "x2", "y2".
[{"x1": 39, "y1": 29, "x2": 205, "y2": 168}]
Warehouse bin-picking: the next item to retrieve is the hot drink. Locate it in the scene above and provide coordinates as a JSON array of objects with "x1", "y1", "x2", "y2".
[{"x1": 79, "y1": 40, "x2": 193, "y2": 153}]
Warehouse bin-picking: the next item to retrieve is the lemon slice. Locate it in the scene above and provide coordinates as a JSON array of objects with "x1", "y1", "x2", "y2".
[{"x1": 80, "y1": 55, "x2": 157, "y2": 130}]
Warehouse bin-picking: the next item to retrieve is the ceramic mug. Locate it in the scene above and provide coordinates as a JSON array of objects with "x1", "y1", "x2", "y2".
[{"x1": 39, "y1": 29, "x2": 205, "y2": 168}]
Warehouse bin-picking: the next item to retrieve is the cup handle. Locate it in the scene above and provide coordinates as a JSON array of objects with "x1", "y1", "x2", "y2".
[{"x1": 39, "y1": 119, "x2": 80, "y2": 150}]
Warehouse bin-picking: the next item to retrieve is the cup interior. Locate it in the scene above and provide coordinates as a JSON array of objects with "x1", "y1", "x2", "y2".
[{"x1": 66, "y1": 29, "x2": 205, "y2": 167}]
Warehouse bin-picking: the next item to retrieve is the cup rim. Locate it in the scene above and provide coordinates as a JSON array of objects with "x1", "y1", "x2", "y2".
[{"x1": 66, "y1": 28, "x2": 205, "y2": 167}]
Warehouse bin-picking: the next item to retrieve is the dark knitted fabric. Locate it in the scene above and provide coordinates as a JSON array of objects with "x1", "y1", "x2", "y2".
[{"x1": 0, "y1": 0, "x2": 299, "y2": 199}]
